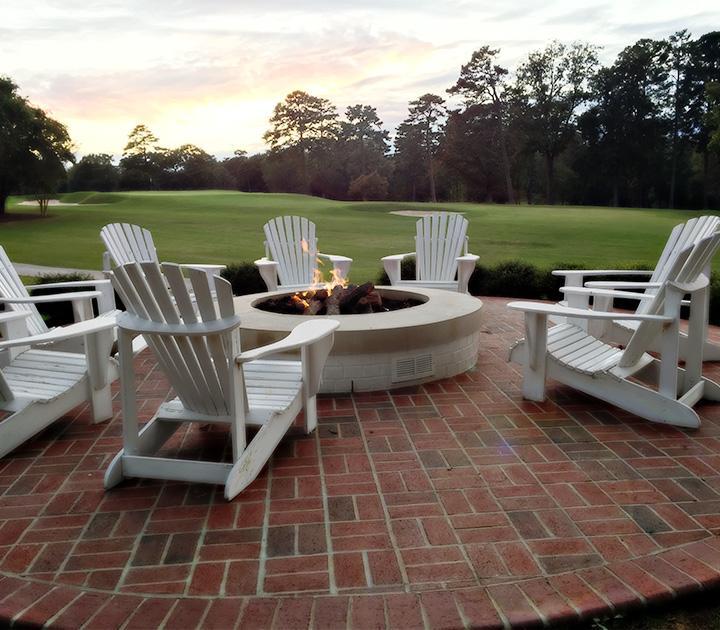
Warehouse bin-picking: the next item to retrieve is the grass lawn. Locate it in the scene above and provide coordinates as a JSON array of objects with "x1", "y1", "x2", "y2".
[{"x1": 2, "y1": 190, "x2": 718, "y2": 282}]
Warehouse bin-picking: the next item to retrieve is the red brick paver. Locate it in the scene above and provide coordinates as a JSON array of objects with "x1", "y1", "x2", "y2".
[{"x1": 1, "y1": 297, "x2": 720, "y2": 628}]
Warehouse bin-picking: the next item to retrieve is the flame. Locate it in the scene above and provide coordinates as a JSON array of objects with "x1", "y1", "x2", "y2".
[
  {"x1": 291, "y1": 294, "x2": 310, "y2": 309},
  {"x1": 293, "y1": 240, "x2": 348, "y2": 309}
]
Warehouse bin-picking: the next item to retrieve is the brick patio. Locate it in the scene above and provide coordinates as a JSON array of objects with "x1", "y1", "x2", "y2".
[{"x1": 2, "y1": 296, "x2": 720, "y2": 628}]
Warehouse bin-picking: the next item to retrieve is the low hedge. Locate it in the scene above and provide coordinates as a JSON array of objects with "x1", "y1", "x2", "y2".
[
  {"x1": 220, "y1": 263, "x2": 267, "y2": 296},
  {"x1": 29, "y1": 272, "x2": 97, "y2": 328},
  {"x1": 223, "y1": 260, "x2": 720, "y2": 323}
]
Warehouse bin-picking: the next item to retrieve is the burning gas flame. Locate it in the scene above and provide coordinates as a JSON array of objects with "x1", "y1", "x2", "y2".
[{"x1": 296, "y1": 238, "x2": 348, "y2": 297}]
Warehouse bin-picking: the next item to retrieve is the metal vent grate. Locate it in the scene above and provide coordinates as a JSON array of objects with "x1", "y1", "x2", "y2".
[{"x1": 392, "y1": 353, "x2": 434, "y2": 383}]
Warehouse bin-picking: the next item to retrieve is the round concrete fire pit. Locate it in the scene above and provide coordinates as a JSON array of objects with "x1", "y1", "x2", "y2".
[{"x1": 234, "y1": 286, "x2": 483, "y2": 393}]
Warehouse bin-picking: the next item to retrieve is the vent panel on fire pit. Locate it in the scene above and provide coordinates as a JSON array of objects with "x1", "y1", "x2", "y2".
[{"x1": 392, "y1": 353, "x2": 434, "y2": 383}]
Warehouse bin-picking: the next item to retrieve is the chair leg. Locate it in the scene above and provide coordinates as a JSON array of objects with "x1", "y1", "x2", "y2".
[
  {"x1": 522, "y1": 313, "x2": 548, "y2": 402},
  {"x1": 304, "y1": 395, "x2": 317, "y2": 434},
  {"x1": 225, "y1": 408, "x2": 297, "y2": 500},
  {"x1": 90, "y1": 384, "x2": 113, "y2": 423}
]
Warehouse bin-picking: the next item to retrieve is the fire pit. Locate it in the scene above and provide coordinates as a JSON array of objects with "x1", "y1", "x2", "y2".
[
  {"x1": 234, "y1": 286, "x2": 483, "y2": 393},
  {"x1": 255, "y1": 282, "x2": 423, "y2": 316}
]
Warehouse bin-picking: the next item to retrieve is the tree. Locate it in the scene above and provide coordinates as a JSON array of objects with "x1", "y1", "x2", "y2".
[
  {"x1": 448, "y1": 46, "x2": 516, "y2": 202},
  {"x1": 122, "y1": 124, "x2": 159, "y2": 157},
  {"x1": 708, "y1": 83, "x2": 720, "y2": 157},
  {"x1": 264, "y1": 91, "x2": 339, "y2": 151},
  {"x1": 340, "y1": 104, "x2": 390, "y2": 179},
  {"x1": 396, "y1": 94, "x2": 447, "y2": 202},
  {"x1": 263, "y1": 91, "x2": 339, "y2": 190},
  {"x1": 67, "y1": 153, "x2": 119, "y2": 191},
  {"x1": 685, "y1": 31, "x2": 720, "y2": 207},
  {"x1": 516, "y1": 41, "x2": 598, "y2": 204},
  {"x1": 666, "y1": 30, "x2": 692, "y2": 208},
  {"x1": 578, "y1": 39, "x2": 670, "y2": 207},
  {"x1": 441, "y1": 105, "x2": 509, "y2": 202},
  {"x1": 392, "y1": 122, "x2": 429, "y2": 200},
  {"x1": 223, "y1": 150, "x2": 268, "y2": 192},
  {"x1": 119, "y1": 124, "x2": 162, "y2": 190},
  {"x1": 0, "y1": 77, "x2": 74, "y2": 214},
  {"x1": 348, "y1": 171, "x2": 389, "y2": 201}
]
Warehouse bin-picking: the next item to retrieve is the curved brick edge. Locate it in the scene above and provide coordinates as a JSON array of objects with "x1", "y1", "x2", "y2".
[{"x1": 0, "y1": 536, "x2": 717, "y2": 629}]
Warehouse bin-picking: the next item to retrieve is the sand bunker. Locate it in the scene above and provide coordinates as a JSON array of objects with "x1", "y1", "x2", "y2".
[{"x1": 18, "y1": 199, "x2": 79, "y2": 206}]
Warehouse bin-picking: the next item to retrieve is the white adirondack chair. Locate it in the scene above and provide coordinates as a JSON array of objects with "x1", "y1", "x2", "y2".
[
  {"x1": 104, "y1": 261, "x2": 339, "y2": 500},
  {"x1": 254, "y1": 216, "x2": 352, "y2": 291},
  {"x1": 553, "y1": 216, "x2": 720, "y2": 361},
  {"x1": 382, "y1": 212, "x2": 479, "y2": 293},
  {"x1": 101, "y1": 222, "x2": 226, "y2": 287},
  {"x1": 0, "y1": 246, "x2": 116, "y2": 361},
  {"x1": 509, "y1": 233, "x2": 720, "y2": 428},
  {"x1": 0, "y1": 310, "x2": 118, "y2": 458}
]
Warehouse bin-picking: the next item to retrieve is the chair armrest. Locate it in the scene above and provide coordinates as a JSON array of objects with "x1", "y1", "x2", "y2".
[
  {"x1": 254, "y1": 258, "x2": 279, "y2": 291},
  {"x1": 381, "y1": 252, "x2": 415, "y2": 263},
  {"x1": 560, "y1": 287, "x2": 653, "y2": 301},
  {"x1": 118, "y1": 313, "x2": 242, "y2": 337},
  {"x1": 669, "y1": 275, "x2": 710, "y2": 294},
  {"x1": 318, "y1": 253, "x2": 352, "y2": 263},
  {"x1": 178, "y1": 264, "x2": 227, "y2": 273},
  {"x1": 0, "y1": 311, "x2": 32, "y2": 324},
  {"x1": 236, "y1": 319, "x2": 339, "y2": 364},
  {"x1": 507, "y1": 301, "x2": 672, "y2": 322},
  {"x1": 318, "y1": 253, "x2": 352, "y2": 280},
  {"x1": 28, "y1": 279, "x2": 111, "y2": 291},
  {"x1": 0, "y1": 312, "x2": 119, "y2": 350},
  {"x1": 456, "y1": 254, "x2": 479, "y2": 293},
  {"x1": 584, "y1": 281, "x2": 661, "y2": 289},
  {"x1": 552, "y1": 269, "x2": 653, "y2": 277},
  {"x1": 0, "y1": 290, "x2": 101, "y2": 305},
  {"x1": 382, "y1": 253, "x2": 415, "y2": 286}
]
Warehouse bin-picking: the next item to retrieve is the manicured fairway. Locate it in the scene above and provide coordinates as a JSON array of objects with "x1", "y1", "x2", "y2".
[{"x1": 3, "y1": 191, "x2": 718, "y2": 281}]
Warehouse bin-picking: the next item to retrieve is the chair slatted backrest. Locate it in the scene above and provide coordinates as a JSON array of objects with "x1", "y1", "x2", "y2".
[
  {"x1": 620, "y1": 232, "x2": 720, "y2": 368},
  {"x1": 0, "y1": 246, "x2": 49, "y2": 337},
  {"x1": 415, "y1": 213, "x2": 468, "y2": 282},
  {"x1": 101, "y1": 223, "x2": 159, "y2": 267},
  {"x1": 637, "y1": 216, "x2": 720, "y2": 314},
  {"x1": 111, "y1": 261, "x2": 235, "y2": 417},
  {"x1": 263, "y1": 216, "x2": 318, "y2": 287}
]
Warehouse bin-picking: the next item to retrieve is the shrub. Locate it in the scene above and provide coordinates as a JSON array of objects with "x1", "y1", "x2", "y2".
[
  {"x1": 710, "y1": 276, "x2": 720, "y2": 326},
  {"x1": 348, "y1": 171, "x2": 389, "y2": 201},
  {"x1": 29, "y1": 272, "x2": 96, "y2": 328},
  {"x1": 484, "y1": 261, "x2": 542, "y2": 298},
  {"x1": 376, "y1": 257, "x2": 416, "y2": 285},
  {"x1": 221, "y1": 263, "x2": 267, "y2": 296}
]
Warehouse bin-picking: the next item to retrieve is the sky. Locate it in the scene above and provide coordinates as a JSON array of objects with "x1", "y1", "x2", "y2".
[{"x1": 3, "y1": 0, "x2": 719, "y2": 159}]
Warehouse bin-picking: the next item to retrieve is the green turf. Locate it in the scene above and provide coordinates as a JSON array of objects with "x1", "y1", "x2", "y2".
[{"x1": 3, "y1": 191, "x2": 718, "y2": 282}]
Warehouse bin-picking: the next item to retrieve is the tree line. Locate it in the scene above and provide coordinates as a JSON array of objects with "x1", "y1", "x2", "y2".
[{"x1": 2, "y1": 30, "x2": 720, "y2": 214}]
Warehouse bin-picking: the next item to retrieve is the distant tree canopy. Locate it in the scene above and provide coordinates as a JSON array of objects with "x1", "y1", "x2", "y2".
[
  {"x1": 3, "y1": 29, "x2": 720, "y2": 210},
  {"x1": 0, "y1": 77, "x2": 74, "y2": 213}
]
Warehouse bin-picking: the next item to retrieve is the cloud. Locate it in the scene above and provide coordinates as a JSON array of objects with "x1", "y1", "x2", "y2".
[{"x1": 4, "y1": 0, "x2": 720, "y2": 156}]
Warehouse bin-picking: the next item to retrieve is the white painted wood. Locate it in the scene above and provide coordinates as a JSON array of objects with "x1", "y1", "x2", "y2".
[
  {"x1": 522, "y1": 312, "x2": 547, "y2": 401},
  {"x1": 256, "y1": 216, "x2": 352, "y2": 291},
  {"x1": 104, "y1": 261, "x2": 339, "y2": 500},
  {"x1": 553, "y1": 216, "x2": 720, "y2": 361},
  {"x1": 509, "y1": 233, "x2": 720, "y2": 428},
  {"x1": 0, "y1": 330, "x2": 118, "y2": 458},
  {"x1": 101, "y1": 222, "x2": 226, "y2": 289},
  {"x1": 382, "y1": 213, "x2": 478, "y2": 293}
]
